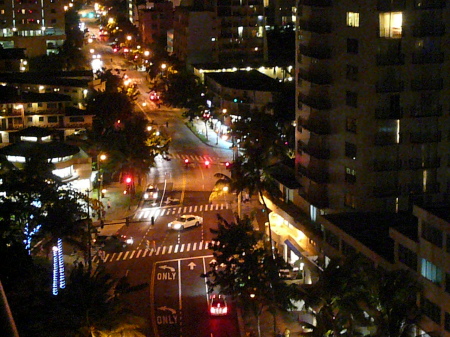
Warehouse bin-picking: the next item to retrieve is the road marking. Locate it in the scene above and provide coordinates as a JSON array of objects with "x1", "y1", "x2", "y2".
[{"x1": 97, "y1": 241, "x2": 213, "y2": 263}]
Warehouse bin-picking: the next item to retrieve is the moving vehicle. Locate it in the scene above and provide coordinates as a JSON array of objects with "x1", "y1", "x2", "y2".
[
  {"x1": 144, "y1": 185, "x2": 159, "y2": 202},
  {"x1": 94, "y1": 234, "x2": 133, "y2": 251},
  {"x1": 209, "y1": 294, "x2": 228, "y2": 316},
  {"x1": 168, "y1": 214, "x2": 203, "y2": 230},
  {"x1": 149, "y1": 91, "x2": 160, "y2": 101}
]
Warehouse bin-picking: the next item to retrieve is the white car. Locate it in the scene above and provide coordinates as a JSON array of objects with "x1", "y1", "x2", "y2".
[{"x1": 168, "y1": 215, "x2": 203, "y2": 230}]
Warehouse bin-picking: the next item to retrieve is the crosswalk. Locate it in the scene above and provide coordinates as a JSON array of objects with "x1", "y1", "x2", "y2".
[
  {"x1": 134, "y1": 203, "x2": 230, "y2": 221},
  {"x1": 93, "y1": 241, "x2": 215, "y2": 264},
  {"x1": 168, "y1": 153, "x2": 226, "y2": 164}
]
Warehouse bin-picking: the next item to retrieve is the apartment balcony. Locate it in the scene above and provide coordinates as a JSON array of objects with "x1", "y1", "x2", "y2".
[
  {"x1": 300, "y1": 0, "x2": 332, "y2": 6},
  {"x1": 373, "y1": 160, "x2": 402, "y2": 171},
  {"x1": 1, "y1": 109, "x2": 22, "y2": 117},
  {"x1": 373, "y1": 185, "x2": 401, "y2": 197},
  {"x1": 298, "y1": 140, "x2": 330, "y2": 159},
  {"x1": 374, "y1": 132, "x2": 400, "y2": 146},
  {"x1": 409, "y1": 105, "x2": 442, "y2": 117},
  {"x1": 298, "y1": 117, "x2": 331, "y2": 135},
  {"x1": 412, "y1": 23, "x2": 445, "y2": 37},
  {"x1": 406, "y1": 183, "x2": 439, "y2": 194},
  {"x1": 407, "y1": 157, "x2": 440, "y2": 169},
  {"x1": 376, "y1": 53, "x2": 405, "y2": 66},
  {"x1": 410, "y1": 78, "x2": 443, "y2": 91},
  {"x1": 298, "y1": 93, "x2": 332, "y2": 110},
  {"x1": 299, "y1": 44, "x2": 332, "y2": 59},
  {"x1": 375, "y1": 107, "x2": 403, "y2": 119},
  {"x1": 377, "y1": 0, "x2": 406, "y2": 11},
  {"x1": 376, "y1": 80, "x2": 404, "y2": 93},
  {"x1": 298, "y1": 68, "x2": 332, "y2": 85},
  {"x1": 412, "y1": 51, "x2": 444, "y2": 64},
  {"x1": 409, "y1": 131, "x2": 441, "y2": 143},
  {"x1": 299, "y1": 19, "x2": 332, "y2": 34},
  {"x1": 298, "y1": 164, "x2": 329, "y2": 184},
  {"x1": 414, "y1": 0, "x2": 446, "y2": 9}
]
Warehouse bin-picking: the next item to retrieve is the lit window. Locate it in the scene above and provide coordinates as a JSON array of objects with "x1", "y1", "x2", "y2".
[
  {"x1": 379, "y1": 12, "x2": 402, "y2": 38},
  {"x1": 347, "y1": 12, "x2": 359, "y2": 27},
  {"x1": 421, "y1": 258, "x2": 443, "y2": 285}
]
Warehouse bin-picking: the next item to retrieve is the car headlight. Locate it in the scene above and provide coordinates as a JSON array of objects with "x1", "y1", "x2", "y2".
[
  {"x1": 173, "y1": 224, "x2": 181, "y2": 229},
  {"x1": 144, "y1": 193, "x2": 149, "y2": 199},
  {"x1": 126, "y1": 237, "x2": 134, "y2": 245}
]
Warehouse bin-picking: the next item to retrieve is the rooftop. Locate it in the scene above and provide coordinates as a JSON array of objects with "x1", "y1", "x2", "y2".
[
  {"x1": 323, "y1": 212, "x2": 417, "y2": 263},
  {"x1": 205, "y1": 70, "x2": 281, "y2": 92}
]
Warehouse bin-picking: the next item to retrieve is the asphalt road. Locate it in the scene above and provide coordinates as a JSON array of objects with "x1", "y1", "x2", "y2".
[{"x1": 86, "y1": 19, "x2": 239, "y2": 336}]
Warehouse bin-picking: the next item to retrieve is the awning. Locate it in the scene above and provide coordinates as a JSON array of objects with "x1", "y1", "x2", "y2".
[
  {"x1": 284, "y1": 239, "x2": 323, "y2": 271},
  {"x1": 284, "y1": 239, "x2": 303, "y2": 257}
]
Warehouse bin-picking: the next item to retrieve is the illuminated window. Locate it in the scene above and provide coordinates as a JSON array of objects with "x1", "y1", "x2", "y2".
[
  {"x1": 379, "y1": 12, "x2": 402, "y2": 38},
  {"x1": 421, "y1": 258, "x2": 443, "y2": 285},
  {"x1": 346, "y1": 12, "x2": 359, "y2": 27}
]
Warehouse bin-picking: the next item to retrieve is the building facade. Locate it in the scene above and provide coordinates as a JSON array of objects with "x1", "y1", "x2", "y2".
[
  {"x1": 294, "y1": 0, "x2": 450, "y2": 214},
  {"x1": 138, "y1": 1, "x2": 174, "y2": 46},
  {"x1": 390, "y1": 204, "x2": 450, "y2": 336},
  {"x1": 0, "y1": 0, "x2": 66, "y2": 57},
  {"x1": 173, "y1": 7, "x2": 218, "y2": 64}
]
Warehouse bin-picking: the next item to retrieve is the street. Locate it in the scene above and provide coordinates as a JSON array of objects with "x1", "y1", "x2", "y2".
[{"x1": 83, "y1": 16, "x2": 240, "y2": 337}]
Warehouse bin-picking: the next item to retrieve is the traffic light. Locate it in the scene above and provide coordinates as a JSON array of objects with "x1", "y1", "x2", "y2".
[
  {"x1": 225, "y1": 161, "x2": 230, "y2": 169},
  {"x1": 205, "y1": 160, "x2": 210, "y2": 168},
  {"x1": 184, "y1": 158, "x2": 189, "y2": 168},
  {"x1": 125, "y1": 176, "x2": 132, "y2": 184}
]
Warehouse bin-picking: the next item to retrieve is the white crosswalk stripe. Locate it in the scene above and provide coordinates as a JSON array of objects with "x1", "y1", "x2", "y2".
[
  {"x1": 93, "y1": 241, "x2": 213, "y2": 263},
  {"x1": 134, "y1": 203, "x2": 229, "y2": 221},
  {"x1": 168, "y1": 153, "x2": 222, "y2": 163}
]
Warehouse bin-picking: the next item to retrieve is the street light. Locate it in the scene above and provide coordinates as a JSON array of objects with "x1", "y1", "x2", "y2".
[{"x1": 97, "y1": 154, "x2": 107, "y2": 201}]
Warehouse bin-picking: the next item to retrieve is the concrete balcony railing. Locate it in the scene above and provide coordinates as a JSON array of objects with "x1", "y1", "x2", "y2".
[
  {"x1": 410, "y1": 78, "x2": 443, "y2": 91},
  {"x1": 409, "y1": 105, "x2": 442, "y2": 117},
  {"x1": 412, "y1": 23, "x2": 445, "y2": 37},
  {"x1": 376, "y1": 53, "x2": 405, "y2": 66},
  {"x1": 298, "y1": 93, "x2": 332, "y2": 110},
  {"x1": 298, "y1": 68, "x2": 332, "y2": 85},
  {"x1": 375, "y1": 107, "x2": 403, "y2": 119},
  {"x1": 373, "y1": 185, "x2": 401, "y2": 197},
  {"x1": 299, "y1": 44, "x2": 332, "y2": 60},
  {"x1": 409, "y1": 131, "x2": 441, "y2": 143},
  {"x1": 376, "y1": 80, "x2": 404, "y2": 93},
  {"x1": 373, "y1": 160, "x2": 402, "y2": 171},
  {"x1": 298, "y1": 117, "x2": 331, "y2": 135},
  {"x1": 413, "y1": 0, "x2": 446, "y2": 9},
  {"x1": 407, "y1": 158, "x2": 440, "y2": 169},
  {"x1": 299, "y1": 19, "x2": 332, "y2": 34},
  {"x1": 297, "y1": 163, "x2": 329, "y2": 184},
  {"x1": 412, "y1": 51, "x2": 444, "y2": 64},
  {"x1": 298, "y1": 140, "x2": 331, "y2": 160},
  {"x1": 377, "y1": 0, "x2": 406, "y2": 11}
]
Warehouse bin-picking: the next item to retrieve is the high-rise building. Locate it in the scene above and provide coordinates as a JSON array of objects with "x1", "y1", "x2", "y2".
[
  {"x1": 215, "y1": 0, "x2": 267, "y2": 64},
  {"x1": 174, "y1": 0, "x2": 267, "y2": 66},
  {"x1": 294, "y1": 0, "x2": 449, "y2": 214},
  {"x1": 0, "y1": 0, "x2": 67, "y2": 57}
]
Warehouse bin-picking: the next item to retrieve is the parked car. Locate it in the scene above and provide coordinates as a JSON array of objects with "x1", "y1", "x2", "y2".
[
  {"x1": 209, "y1": 294, "x2": 228, "y2": 316},
  {"x1": 168, "y1": 215, "x2": 203, "y2": 230}
]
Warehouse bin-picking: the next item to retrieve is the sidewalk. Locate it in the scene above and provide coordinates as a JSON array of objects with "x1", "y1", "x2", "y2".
[{"x1": 186, "y1": 117, "x2": 233, "y2": 151}]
